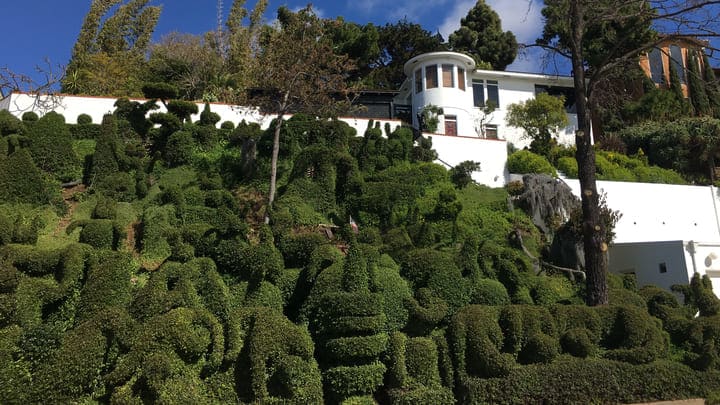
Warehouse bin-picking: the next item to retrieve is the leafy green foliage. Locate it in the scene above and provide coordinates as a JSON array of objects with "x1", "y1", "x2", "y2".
[
  {"x1": 507, "y1": 150, "x2": 557, "y2": 176},
  {"x1": 25, "y1": 112, "x2": 80, "y2": 182},
  {"x1": 506, "y1": 93, "x2": 569, "y2": 158},
  {"x1": 448, "y1": 0, "x2": 517, "y2": 70}
]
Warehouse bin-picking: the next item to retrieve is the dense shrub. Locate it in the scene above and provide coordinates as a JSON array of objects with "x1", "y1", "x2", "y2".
[
  {"x1": 518, "y1": 332, "x2": 560, "y2": 364},
  {"x1": 386, "y1": 384, "x2": 455, "y2": 405},
  {"x1": 69, "y1": 122, "x2": 103, "y2": 140},
  {"x1": 92, "y1": 195, "x2": 117, "y2": 219},
  {"x1": 460, "y1": 357, "x2": 720, "y2": 404},
  {"x1": 25, "y1": 112, "x2": 80, "y2": 181},
  {"x1": 75, "y1": 251, "x2": 134, "y2": 322},
  {"x1": 602, "y1": 305, "x2": 667, "y2": 364},
  {"x1": 0, "y1": 110, "x2": 22, "y2": 134},
  {"x1": 560, "y1": 327, "x2": 597, "y2": 358},
  {"x1": 0, "y1": 149, "x2": 55, "y2": 205},
  {"x1": 164, "y1": 130, "x2": 195, "y2": 167},
  {"x1": 324, "y1": 362, "x2": 387, "y2": 400},
  {"x1": 228, "y1": 307, "x2": 323, "y2": 404},
  {"x1": 402, "y1": 248, "x2": 470, "y2": 312},
  {"x1": 167, "y1": 100, "x2": 199, "y2": 122},
  {"x1": 507, "y1": 150, "x2": 556, "y2": 176},
  {"x1": 405, "y1": 337, "x2": 441, "y2": 386},
  {"x1": 20, "y1": 111, "x2": 38, "y2": 123},
  {"x1": 76, "y1": 114, "x2": 92, "y2": 125},
  {"x1": 471, "y1": 278, "x2": 511, "y2": 305},
  {"x1": 75, "y1": 219, "x2": 119, "y2": 249},
  {"x1": 374, "y1": 255, "x2": 412, "y2": 332},
  {"x1": 244, "y1": 281, "x2": 284, "y2": 312},
  {"x1": 450, "y1": 305, "x2": 514, "y2": 379}
]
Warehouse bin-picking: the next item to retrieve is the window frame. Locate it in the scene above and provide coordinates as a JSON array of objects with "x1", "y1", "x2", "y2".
[{"x1": 425, "y1": 65, "x2": 438, "y2": 89}]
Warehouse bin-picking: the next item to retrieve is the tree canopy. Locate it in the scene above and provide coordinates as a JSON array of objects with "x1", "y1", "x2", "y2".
[{"x1": 448, "y1": 0, "x2": 518, "y2": 70}]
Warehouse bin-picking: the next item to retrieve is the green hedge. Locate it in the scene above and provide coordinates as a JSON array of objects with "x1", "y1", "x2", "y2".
[
  {"x1": 324, "y1": 333, "x2": 389, "y2": 364},
  {"x1": 459, "y1": 357, "x2": 720, "y2": 404},
  {"x1": 228, "y1": 307, "x2": 322, "y2": 404},
  {"x1": 405, "y1": 337, "x2": 441, "y2": 386},
  {"x1": 25, "y1": 112, "x2": 80, "y2": 182},
  {"x1": 471, "y1": 278, "x2": 511, "y2": 305},
  {"x1": 68, "y1": 123, "x2": 102, "y2": 139},
  {"x1": 76, "y1": 251, "x2": 134, "y2": 320},
  {"x1": 387, "y1": 384, "x2": 455, "y2": 405},
  {"x1": 323, "y1": 362, "x2": 386, "y2": 400},
  {"x1": 507, "y1": 150, "x2": 556, "y2": 176},
  {"x1": 0, "y1": 149, "x2": 55, "y2": 205},
  {"x1": 77, "y1": 219, "x2": 118, "y2": 250}
]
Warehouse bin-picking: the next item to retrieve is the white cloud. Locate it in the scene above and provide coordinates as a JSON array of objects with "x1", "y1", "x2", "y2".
[
  {"x1": 437, "y1": 0, "x2": 545, "y2": 72},
  {"x1": 487, "y1": 0, "x2": 542, "y2": 44},
  {"x1": 438, "y1": 0, "x2": 476, "y2": 41}
]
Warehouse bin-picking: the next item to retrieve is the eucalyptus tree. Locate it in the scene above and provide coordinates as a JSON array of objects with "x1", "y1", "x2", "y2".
[
  {"x1": 250, "y1": 5, "x2": 355, "y2": 223},
  {"x1": 538, "y1": 0, "x2": 720, "y2": 305}
]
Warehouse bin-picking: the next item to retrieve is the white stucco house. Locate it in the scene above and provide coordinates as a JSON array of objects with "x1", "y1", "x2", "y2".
[
  {"x1": 395, "y1": 51, "x2": 579, "y2": 149},
  {"x1": 0, "y1": 88, "x2": 510, "y2": 187},
  {"x1": 563, "y1": 179, "x2": 720, "y2": 292}
]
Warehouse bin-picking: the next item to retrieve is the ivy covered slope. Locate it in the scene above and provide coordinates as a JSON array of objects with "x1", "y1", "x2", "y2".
[{"x1": 2, "y1": 103, "x2": 720, "y2": 405}]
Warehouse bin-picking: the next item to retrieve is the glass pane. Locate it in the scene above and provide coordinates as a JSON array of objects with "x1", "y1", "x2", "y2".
[
  {"x1": 648, "y1": 48, "x2": 664, "y2": 84},
  {"x1": 472, "y1": 80, "x2": 484, "y2": 107},
  {"x1": 415, "y1": 69, "x2": 422, "y2": 93},
  {"x1": 442, "y1": 64, "x2": 454, "y2": 87},
  {"x1": 486, "y1": 80, "x2": 499, "y2": 108},
  {"x1": 426, "y1": 65, "x2": 438, "y2": 88},
  {"x1": 670, "y1": 45, "x2": 685, "y2": 84},
  {"x1": 458, "y1": 68, "x2": 465, "y2": 90}
]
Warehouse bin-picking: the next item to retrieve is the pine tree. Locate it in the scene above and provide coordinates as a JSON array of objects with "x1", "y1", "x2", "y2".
[
  {"x1": 702, "y1": 54, "x2": 720, "y2": 118},
  {"x1": 687, "y1": 50, "x2": 712, "y2": 116},
  {"x1": 448, "y1": 0, "x2": 517, "y2": 70}
]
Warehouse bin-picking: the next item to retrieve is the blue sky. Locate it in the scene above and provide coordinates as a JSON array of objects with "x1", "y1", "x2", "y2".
[
  {"x1": 3, "y1": 1, "x2": 717, "y2": 91},
  {"x1": 0, "y1": 0, "x2": 552, "y2": 89}
]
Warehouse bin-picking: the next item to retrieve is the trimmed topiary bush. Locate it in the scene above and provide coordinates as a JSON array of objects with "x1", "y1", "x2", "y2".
[
  {"x1": 164, "y1": 130, "x2": 195, "y2": 167},
  {"x1": 0, "y1": 149, "x2": 56, "y2": 205},
  {"x1": 76, "y1": 219, "x2": 118, "y2": 250},
  {"x1": 507, "y1": 150, "x2": 556, "y2": 176},
  {"x1": 471, "y1": 278, "x2": 511, "y2": 305},
  {"x1": 0, "y1": 110, "x2": 23, "y2": 134},
  {"x1": 518, "y1": 333, "x2": 560, "y2": 364},
  {"x1": 560, "y1": 327, "x2": 597, "y2": 358},
  {"x1": 21, "y1": 111, "x2": 38, "y2": 123},
  {"x1": 25, "y1": 111, "x2": 80, "y2": 182},
  {"x1": 460, "y1": 356, "x2": 720, "y2": 404},
  {"x1": 76, "y1": 114, "x2": 92, "y2": 125},
  {"x1": 323, "y1": 362, "x2": 387, "y2": 400},
  {"x1": 76, "y1": 251, "x2": 134, "y2": 321}
]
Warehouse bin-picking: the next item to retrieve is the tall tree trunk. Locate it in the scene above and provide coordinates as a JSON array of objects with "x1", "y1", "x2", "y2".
[
  {"x1": 265, "y1": 92, "x2": 291, "y2": 225},
  {"x1": 570, "y1": 0, "x2": 608, "y2": 306},
  {"x1": 265, "y1": 114, "x2": 283, "y2": 224}
]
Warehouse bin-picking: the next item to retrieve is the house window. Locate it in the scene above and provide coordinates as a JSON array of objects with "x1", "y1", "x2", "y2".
[
  {"x1": 442, "y1": 64, "x2": 454, "y2": 87},
  {"x1": 426, "y1": 65, "x2": 438, "y2": 89},
  {"x1": 414, "y1": 69, "x2": 422, "y2": 93},
  {"x1": 458, "y1": 68, "x2": 466, "y2": 91},
  {"x1": 473, "y1": 79, "x2": 500, "y2": 107},
  {"x1": 648, "y1": 48, "x2": 664, "y2": 84},
  {"x1": 485, "y1": 124, "x2": 498, "y2": 139},
  {"x1": 472, "y1": 79, "x2": 485, "y2": 107},
  {"x1": 659, "y1": 262, "x2": 668, "y2": 273},
  {"x1": 486, "y1": 80, "x2": 499, "y2": 108},
  {"x1": 670, "y1": 45, "x2": 685, "y2": 84},
  {"x1": 445, "y1": 115, "x2": 457, "y2": 136}
]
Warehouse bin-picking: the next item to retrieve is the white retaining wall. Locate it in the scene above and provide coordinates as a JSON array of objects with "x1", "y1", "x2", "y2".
[{"x1": 1, "y1": 92, "x2": 506, "y2": 187}]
